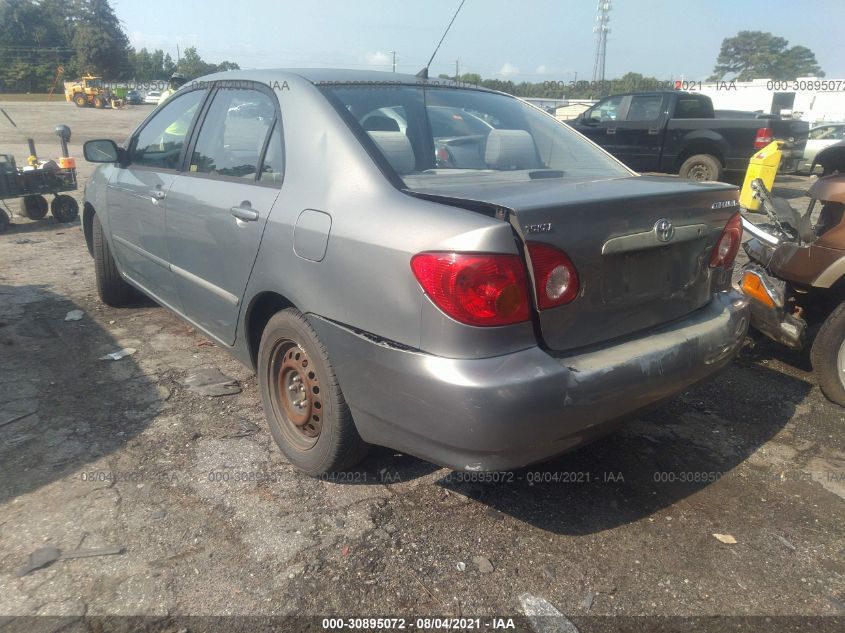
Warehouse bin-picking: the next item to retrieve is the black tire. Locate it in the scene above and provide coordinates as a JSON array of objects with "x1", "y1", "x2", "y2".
[
  {"x1": 0, "y1": 208, "x2": 9, "y2": 233},
  {"x1": 51, "y1": 195, "x2": 79, "y2": 223},
  {"x1": 811, "y1": 300, "x2": 845, "y2": 407},
  {"x1": 74, "y1": 94, "x2": 87, "y2": 107},
  {"x1": 92, "y1": 213, "x2": 134, "y2": 306},
  {"x1": 21, "y1": 195, "x2": 48, "y2": 220},
  {"x1": 93, "y1": 96, "x2": 106, "y2": 109},
  {"x1": 258, "y1": 308, "x2": 368, "y2": 475},
  {"x1": 679, "y1": 154, "x2": 722, "y2": 182}
]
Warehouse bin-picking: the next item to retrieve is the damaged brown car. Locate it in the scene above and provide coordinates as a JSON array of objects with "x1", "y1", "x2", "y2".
[{"x1": 741, "y1": 141, "x2": 845, "y2": 405}]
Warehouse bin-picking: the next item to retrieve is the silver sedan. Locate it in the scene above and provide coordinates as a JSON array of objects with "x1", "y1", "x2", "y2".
[{"x1": 82, "y1": 69, "x2": 748, "y2": 475}]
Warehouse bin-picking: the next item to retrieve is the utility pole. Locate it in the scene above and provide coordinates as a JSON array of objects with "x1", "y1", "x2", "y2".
[
  {"x1": 592, "y1": 1, "x2": 611, "y2": 83},
  {"x1": 389, "y1": 50, "x2": 396, "y2": 72},
  {"x1": 176, "y1": 44, "x2": 181, "y2": 63},
  {"x1": 455, "y1": 58, "x2": 460, "y2": 82}
]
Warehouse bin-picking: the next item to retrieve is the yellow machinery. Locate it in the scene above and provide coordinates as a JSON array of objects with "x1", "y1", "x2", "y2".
[
  {"x1": 740, "y1": 140, "x2": 783, "y2": 211},
  {"x1": 63, "y1": 75, "x2": 123, "y2": 109}
]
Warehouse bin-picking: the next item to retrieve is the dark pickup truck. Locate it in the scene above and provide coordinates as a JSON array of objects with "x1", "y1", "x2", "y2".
[{"x1": 567, "y1": 91, "x2": 808, "y2": 181}]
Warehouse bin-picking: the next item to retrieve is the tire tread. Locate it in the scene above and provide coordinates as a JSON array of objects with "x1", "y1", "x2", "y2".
[
  {"x1": 92, "y1": 214, "x2": 135, "y2": 306},
  {"x1": 811, "y1": 300, "x2": 845, "y2": 407}
]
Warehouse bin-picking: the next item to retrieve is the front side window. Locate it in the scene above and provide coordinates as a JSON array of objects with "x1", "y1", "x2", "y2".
[
  {"x1": 131, "y1": 89, "x2": 205, "y2": 169},
  {"x1": 321, "y1": 84, "x2": 630, "y2": 187},
  {"x1": 190, "y1": 87, "x2": 277, "y2": 179},
  {"x1": 590, "y1": 96, "x2": 624, "y2": 123}
]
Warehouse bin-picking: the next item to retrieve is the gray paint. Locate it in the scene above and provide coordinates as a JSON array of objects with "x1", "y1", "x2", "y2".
[
  {"x1": 294, "y1": 209, "x2": 332, "y2": 262},
  {"x1": 84, "y1": 68, "x2": 750, "y2": 470}
]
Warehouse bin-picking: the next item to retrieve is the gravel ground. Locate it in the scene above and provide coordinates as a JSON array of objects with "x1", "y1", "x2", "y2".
[{"x1": 0, "y1": 102, "x2": 844, "y2": 633}]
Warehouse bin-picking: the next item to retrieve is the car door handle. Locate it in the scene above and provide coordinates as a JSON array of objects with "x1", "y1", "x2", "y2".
[
  {"x1": 648, "y1": 127, "x2": 660, "y2": 135},
  {"x1": 230, "y1": 206, "x2": 259, "y2": 222},
  {"x1": 606, "y1": 126, "x2": 616, "y2": 135},
  {"x1": 149, "y1": 189, "x2": 166, "y2": 200}
]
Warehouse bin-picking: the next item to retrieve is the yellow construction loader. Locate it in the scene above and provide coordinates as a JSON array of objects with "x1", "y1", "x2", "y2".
[{"x1": 63, "y1": 75, "x2": 124, "y2": 109}]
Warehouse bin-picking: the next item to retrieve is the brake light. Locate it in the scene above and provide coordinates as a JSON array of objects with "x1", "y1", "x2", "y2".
[
  {"x1": 754, "y1": 127, "x2": 773, "y2": 149},
  {"x1": 709, "y1": 213, "x2": 742, "y2": 268},
  {"x1": 527, "y1": 242, "x2": 580, "y2": 309},
  {"x1": 410, "y1": 252, "x2": 531, "y2": 326}
]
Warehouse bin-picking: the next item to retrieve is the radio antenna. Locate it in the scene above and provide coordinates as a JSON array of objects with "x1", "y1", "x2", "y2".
[{"x1": 416, "y1": 0, "x2": 467, "y2": 80}]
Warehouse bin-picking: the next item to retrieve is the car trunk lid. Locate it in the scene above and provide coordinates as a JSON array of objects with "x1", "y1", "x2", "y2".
[{"x1": 406, "y1": 175, "x2": 739, "y2": 351}]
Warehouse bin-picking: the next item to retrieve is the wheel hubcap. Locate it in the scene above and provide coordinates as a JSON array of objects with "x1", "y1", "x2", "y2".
[
  {"x1": 838, "y1": 339, "x2": 845, "y2": 390},
  {"x1": 271, "y1": 341, "x2": 322, "y2": 448}
]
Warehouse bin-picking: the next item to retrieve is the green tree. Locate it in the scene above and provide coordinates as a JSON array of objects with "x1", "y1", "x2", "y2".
[
  {"x1": 176, "y1": 46, "x2": 216, "y2": 79},
  {"x1": 710, "y1": 31, "x2": 823, "y2": 81},
  {"x1": 0, "y1": 0, "x2": 72, "y2": 91},
  {"x1": 71, "y1": 0, "x2": 131, "y2": 78}
]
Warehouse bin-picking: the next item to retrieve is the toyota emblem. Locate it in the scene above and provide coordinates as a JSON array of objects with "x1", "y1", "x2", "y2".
[{"x1": 654, "y1": 218, "x2": 674, "y2": 242}]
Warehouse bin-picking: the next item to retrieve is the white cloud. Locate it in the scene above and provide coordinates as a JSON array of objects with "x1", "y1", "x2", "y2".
[
  {"x1": 535, "y1": 64, "x2": 548, "y2": 75},
  {"x1": 364, "y1": 51, "x2": 392, "y2": 67},
  {"x1": 499, "y1": 62, "x2": 520, "y2": 77}
]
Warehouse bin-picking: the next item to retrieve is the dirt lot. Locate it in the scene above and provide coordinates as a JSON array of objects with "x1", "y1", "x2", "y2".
[{"x1": 1, "y1": 102, "x2": 844, "y2": 632}]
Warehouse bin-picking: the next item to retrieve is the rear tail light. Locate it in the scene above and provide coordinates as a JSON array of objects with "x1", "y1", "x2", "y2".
[
  {"x1": 709, "y1": 213, "x2": 742, "y2": 268},
  {"x1": 526, "y1": 242, "x2": 579, "y2": 309},
  {"x1": 410, "y1": 252, "x2": 531, "y2": 326},
  {"x1": 754, "y1": 127, "x2": 773, "y2": 149}
]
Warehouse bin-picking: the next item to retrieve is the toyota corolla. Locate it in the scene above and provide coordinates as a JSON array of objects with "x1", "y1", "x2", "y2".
[{"x1": 81, "y1": 69, "x2": 749, "y2": 475}]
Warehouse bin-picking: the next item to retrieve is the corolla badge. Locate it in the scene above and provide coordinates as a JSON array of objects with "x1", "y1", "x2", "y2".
[
  {"x1": 711, "y1": 199, "x2": 739, "y2": 209},
  {"x1": 654, "y1": 218, "x2": 674, "y2": 242}
]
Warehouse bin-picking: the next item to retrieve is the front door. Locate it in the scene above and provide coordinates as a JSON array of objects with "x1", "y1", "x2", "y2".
[
  {"x1": 106, "y1": 88, "x2": 206, "y2": 310},
  {"x1": 165, "y1": 84, "x2": 284, "y2": 345},
  {"x1": 570, "y1": 95, "x2": 626, "y2": 158}
]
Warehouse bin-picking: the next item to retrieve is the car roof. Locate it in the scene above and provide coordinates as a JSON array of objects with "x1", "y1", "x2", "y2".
[{"x1": 190, "y1": 68, "x2": 495, "y2": 92}]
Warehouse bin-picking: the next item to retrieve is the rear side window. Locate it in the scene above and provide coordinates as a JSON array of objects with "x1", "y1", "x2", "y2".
[
  {"x1": 625, "y1": 95, "x2": 664, "y2": 121},
  {"x1": 131, "y1": 89, "x2": 205, "y2": 169},
  {"x1": 190, "y1": 88, "x2": 277, "y2": 179},
  {"x1": 675, "y1": 96, "x2": 713, "y2": 119},
  {"x1": 259, "y1": 121, "x2": 284, "y2": 184}
]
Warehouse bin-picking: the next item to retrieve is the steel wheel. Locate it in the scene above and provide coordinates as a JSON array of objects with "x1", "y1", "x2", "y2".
[
  {"x1": 688, "y1": 165, "x2": 711, "y2": 180},
  {"x1": 269, "y1": 340, "x2": 323, "y2": 450}
]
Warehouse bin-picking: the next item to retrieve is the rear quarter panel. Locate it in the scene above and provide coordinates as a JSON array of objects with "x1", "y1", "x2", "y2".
[{"x1": 239, "y1": 78, "x2": 530, "y2": 359}]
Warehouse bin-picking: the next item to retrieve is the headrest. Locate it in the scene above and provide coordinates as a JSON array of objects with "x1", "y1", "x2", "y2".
[
  {"x1": 363, "y1": 115, "x2": 401, "y2": 132},
  {"x1": 484, "y1": 129, "x2": 539, "y2": 170},
  {"x1": 368, "y1": 131, "x2": 416, "y2": 174}
]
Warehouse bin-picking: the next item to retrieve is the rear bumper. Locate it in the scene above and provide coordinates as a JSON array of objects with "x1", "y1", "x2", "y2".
[{"x1": 309, "y1": 291, "x2": 749, "y2": 471}]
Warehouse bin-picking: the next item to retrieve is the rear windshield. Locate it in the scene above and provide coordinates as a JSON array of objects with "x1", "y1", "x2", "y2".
[{"x1": 320, "y1": 84, "x2": 631, "y2": 189}]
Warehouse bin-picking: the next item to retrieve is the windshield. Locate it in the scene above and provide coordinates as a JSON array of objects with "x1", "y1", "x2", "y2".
[{"x1": 321, "y1": 84, "x2": 631, "y2": 189}]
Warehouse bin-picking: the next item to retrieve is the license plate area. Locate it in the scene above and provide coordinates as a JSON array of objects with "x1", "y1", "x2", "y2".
[{"x1": 601, "y1": 242, "x2": 704, "y2": 304}]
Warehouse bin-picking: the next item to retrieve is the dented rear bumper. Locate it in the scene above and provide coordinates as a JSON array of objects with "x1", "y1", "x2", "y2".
[{"x1": 308, "y1": 291, "x2": 749, "y2": 471}]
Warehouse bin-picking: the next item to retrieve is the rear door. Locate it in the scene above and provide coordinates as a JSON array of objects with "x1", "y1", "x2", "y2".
[
  {"x1": 164, "y1": 83, "x2": 283, "y2": 344},
  {"x1": 106, "y1": 87, "x2": 207, "y2": 310}
]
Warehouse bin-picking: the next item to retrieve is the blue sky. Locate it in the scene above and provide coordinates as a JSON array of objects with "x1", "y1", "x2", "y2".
[{"x1": 113, "y1": 0, "x2": 841, "y2": 81}]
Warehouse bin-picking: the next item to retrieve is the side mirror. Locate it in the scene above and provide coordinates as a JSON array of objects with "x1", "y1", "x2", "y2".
[{"x1": 83, "y1": 139, "x2": 122, "y2": 164}]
